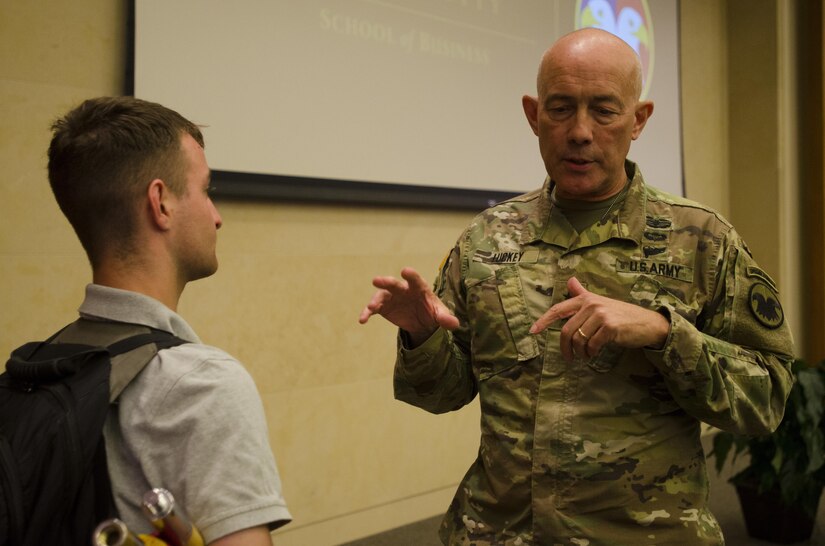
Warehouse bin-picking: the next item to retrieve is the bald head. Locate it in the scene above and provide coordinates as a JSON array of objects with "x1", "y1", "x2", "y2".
[
  {"x1": 521, "y1": 27, "x2": 654, "y2": 201},
  {"x1": 538, "y1": 28, "x2": 643, "y2": 101}
]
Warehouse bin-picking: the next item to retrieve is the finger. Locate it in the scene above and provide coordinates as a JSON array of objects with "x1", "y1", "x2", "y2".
[
  {"x1": 400, "y1": 267, "x2": 431, "y2": 293},
  {"x1": 371, "y1": 275, "x2": 407, "y2": 292},
  {"x1": 560, "y1": 323, "x2": 577, "y2": 361},
  {"x1": 567, "y1": 276, "x2": 588, "y2": 297},
  {"x1": 579, "y1": 314, "x2": 616, "y2": 359},
  {"x1": 530, "y1": 314, "x2": 551, "y2": 335},
  {"x1": 358, "y1": 307, "x2": 373, "y2": 324},
  {"x1": 531, "y1": 309, "x2": 560, "y2": 334},
  {"x1": 358, "y1": 296, "x2": 387, "y2": 323},
  {"x1": 575, "y1": 319, "x2": 599, "y2": 359},
  {"x1": 531, "y1": 277, "x2": 591, "y2": 334},
  {"x1": 434, "y1": 303, "x2": 460, "y2": 331},
  {"x1": 530, "y1": 298, "x2": 579, "y2": 334},
  {"x1": 358, "y1": 289, "x2": 392, "y2": 324},
  {"x1": 561, "y1": 312, "x2": 594, "y2": 362}
]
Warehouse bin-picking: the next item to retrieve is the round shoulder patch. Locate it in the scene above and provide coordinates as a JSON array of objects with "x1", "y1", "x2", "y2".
[{"x1": 748, "y1": 283, "x2": 784, "y2": 329}]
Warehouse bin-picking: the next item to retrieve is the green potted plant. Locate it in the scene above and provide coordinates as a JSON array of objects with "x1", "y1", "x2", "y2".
[{"x1": 709, "y1": 359, "x2": 825, "y2": 543}]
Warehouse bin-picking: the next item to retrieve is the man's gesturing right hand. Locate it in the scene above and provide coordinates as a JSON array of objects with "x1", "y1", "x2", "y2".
[{"x1": 358, "y1": 267, "x2": 460, "y2": 347}]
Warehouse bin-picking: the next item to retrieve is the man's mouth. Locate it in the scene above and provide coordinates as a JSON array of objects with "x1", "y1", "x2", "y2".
[{"x1": 564, "y1": 158, "x2": 594, "y2": 169}]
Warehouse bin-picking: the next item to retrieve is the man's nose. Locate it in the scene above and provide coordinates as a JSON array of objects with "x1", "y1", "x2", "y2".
[
  {"x1": 568, "y1": 110, "x2": 593, "y2": 144},
  {"x1": 211, "y1": 202, "x2": 223, "y2": 229}
]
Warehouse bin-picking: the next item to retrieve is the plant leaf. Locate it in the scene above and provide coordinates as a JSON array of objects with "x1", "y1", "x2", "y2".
[
  {"x1": 710, "y1": 432, "x2": 734, "y2": 474},
  {"x1": 798, "y1": 367, "x2": 825, "y2": 429},
  {"x1": 771, "y1": 446, "x2": 784, "y2": 475}
]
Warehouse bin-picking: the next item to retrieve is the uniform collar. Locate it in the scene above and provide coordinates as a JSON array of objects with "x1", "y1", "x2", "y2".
[{"x1": 520, "y1": 160, "x2": 647, "y2": 250}]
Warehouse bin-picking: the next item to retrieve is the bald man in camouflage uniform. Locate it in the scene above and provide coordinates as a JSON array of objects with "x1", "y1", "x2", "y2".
[{"x1": 360, "y1": 28, "x2": 794, "y2": 546}]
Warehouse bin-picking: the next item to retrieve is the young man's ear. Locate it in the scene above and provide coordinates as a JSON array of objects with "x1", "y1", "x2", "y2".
[
  {"x1": 147, "y1": 178, "x2": 174, "y2": 230},
  {"x1": 522, "y1": 95, "x2": 540, "y2": 136}
]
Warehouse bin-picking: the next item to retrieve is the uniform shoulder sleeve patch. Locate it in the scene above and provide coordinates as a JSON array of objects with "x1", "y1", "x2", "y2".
[
  {"x1": 748, "y1": 282, "x2": 784, "y2": 329},
  {"x1": 745, "y1": 266, "x2": 778, "y2": 292},
  {"x1": 434, "y1": 250, "x2": 453, "y2": 294}
]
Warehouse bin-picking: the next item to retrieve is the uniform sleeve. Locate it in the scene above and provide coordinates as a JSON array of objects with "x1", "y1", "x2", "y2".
[
  {"x1": 393, "y1": 242, "x2": 478, "y2": 414},
  {"x1": 644, "y1": 229, "x2": 795, "y2": 435},
  {"x1": 133, "y1": 348, "x2": 292, "y2": 543}
]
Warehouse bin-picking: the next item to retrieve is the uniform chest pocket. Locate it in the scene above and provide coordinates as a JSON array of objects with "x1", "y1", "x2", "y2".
[
  {"x1": 535, "y1": 277, "x2": 624, "y2": 375},
  {"x1": 466, "y1": 265, "x2": 539, "y2": 380},
  {"x1": 629, "y1": 275, "x2": 696, "y2": 322}
]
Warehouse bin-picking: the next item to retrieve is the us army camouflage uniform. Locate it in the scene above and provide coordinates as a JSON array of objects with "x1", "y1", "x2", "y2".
[{"x1": 394, "y1": 162, "x2": 795, "y2": 546}]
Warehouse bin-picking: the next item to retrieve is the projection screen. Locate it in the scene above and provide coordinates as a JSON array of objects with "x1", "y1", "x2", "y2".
[{"x1": 134, "y1": 0, "x2": 682, "y2": 209}]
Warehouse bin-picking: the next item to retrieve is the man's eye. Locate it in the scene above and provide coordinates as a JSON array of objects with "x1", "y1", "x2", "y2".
[
  {"x1": 593, "y1": 109, "x2": 620, "y2": 123},
  {"x1": 547, "y1": 106, "x2": 571, "y2": 117}
]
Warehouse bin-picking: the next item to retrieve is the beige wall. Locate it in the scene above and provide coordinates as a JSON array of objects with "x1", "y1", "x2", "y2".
[
  {"x1": 680, "y1": 0, "x2": 729, "y2": 216},
  {"x1": 0, "y1": 3, "x2": 479, "y2": 543},
  {"x1": 681, "y1": 0, "x2": 805, "y2": 351},
  {"x1": 727, "y1": 0, "x2": 783, "y2": 287},
  {"x1": 0, "y1": 1, "x2": 802, "y2": 544}
]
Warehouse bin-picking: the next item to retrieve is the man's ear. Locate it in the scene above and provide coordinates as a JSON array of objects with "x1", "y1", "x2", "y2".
[
  {"x1": 631, "y1": 100, "x2": 654, "y2": 140},
  {"x1": 522, "y1": 95, "x2": 540, "y2": 136},
  {"x1": 147, "y1": 178, "x2": 173, "y2": 230}
]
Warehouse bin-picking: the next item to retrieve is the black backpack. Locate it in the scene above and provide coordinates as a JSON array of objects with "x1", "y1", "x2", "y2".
[{"x1": 0, "y1": 319, "x2": 186, "y2": 546}]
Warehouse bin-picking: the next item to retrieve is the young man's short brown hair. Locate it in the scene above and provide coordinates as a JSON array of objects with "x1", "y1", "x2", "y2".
[{"x1": 48, "y1": 96, "x2": 204, "y2": 266}]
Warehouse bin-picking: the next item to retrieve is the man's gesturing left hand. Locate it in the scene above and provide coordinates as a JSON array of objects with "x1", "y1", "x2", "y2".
[{"x1": 530, "y1": 277, "x2": 671, "y2": 362}]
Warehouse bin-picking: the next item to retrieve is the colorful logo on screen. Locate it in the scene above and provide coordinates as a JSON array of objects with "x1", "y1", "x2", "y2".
[{"x1": 575, "y1": 0, "x2": 654, "y2": 100}]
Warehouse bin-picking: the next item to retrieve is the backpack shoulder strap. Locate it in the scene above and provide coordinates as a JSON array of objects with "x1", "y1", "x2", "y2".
[
  {"x1": 51, "y1": 319, "x2": 187, "y2": 401},
  {"x1": 105, "y1": 331, "x2": 187, "y2": 401}
]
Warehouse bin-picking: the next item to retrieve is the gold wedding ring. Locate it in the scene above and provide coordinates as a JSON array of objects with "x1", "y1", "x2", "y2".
[{"x1": 577, "y1": 327, "x2": 590, "y2": 341}]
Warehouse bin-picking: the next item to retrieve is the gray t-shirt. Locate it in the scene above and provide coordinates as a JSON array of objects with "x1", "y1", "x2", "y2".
[{"x1": 77, "y1": 284, "x2": 291, "y2": 542}]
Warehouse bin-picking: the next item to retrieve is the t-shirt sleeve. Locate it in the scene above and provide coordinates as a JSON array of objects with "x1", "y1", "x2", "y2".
[{"x1": 129, "y1": 346, "x2": 292, "y2": 542}]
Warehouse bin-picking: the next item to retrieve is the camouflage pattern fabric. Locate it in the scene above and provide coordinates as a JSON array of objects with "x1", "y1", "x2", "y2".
[{"x1": 394, "y1": 162, "x2": 795, "y2": 546}]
